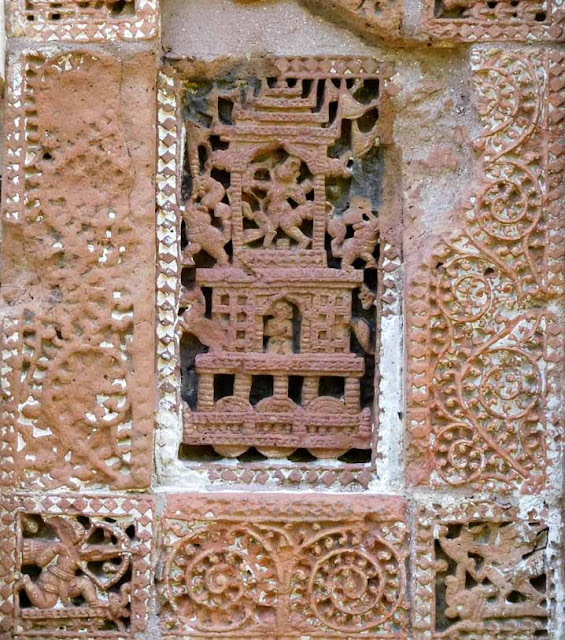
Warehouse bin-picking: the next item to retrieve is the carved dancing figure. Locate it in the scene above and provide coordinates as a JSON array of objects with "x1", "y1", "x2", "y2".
[
  {"x1": 264, "y1": 155, "x2": 314, "y2": 249},
  {"x1": 179, "y1": 286, "x2": 227, "y2": 352},
  {"x1": 328, "y1": 196, "x2": 379, "y2": 269},
  {"x1": 264, "y1": 300, "x2": 295, "y2": 354},
  {"x1": 182, "y1": 176, "x2": 232, "y2": 266},
  {"x1": 16, "y1": 516, "x2": 128, "y2": 611}
]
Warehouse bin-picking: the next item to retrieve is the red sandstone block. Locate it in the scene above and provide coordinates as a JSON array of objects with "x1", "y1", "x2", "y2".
[{"x1": 1, "y1": 48, "x2": 157, "y2": 491}]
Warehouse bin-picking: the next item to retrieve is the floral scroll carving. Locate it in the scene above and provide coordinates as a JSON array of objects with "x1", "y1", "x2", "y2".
[
  {"x1": 407, "y1": 49, "x2": 564, "y2": 493},
  {"x1": 160, "y1": 494, "x2": 409, "y2": 637},
  {"x1": 1, "y1": 51, "x2": 155, "y2": 490}
]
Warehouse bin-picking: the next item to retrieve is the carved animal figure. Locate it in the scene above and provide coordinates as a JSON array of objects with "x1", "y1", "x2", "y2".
[
  {"x1": 438, "y1": 522, "x2": 547, "y2": 622},
  {"x1": 179, "y1": 287, "x2": 227, "y2": 352},
  {"x1": 328, "y1": 196, "x2": 379, "y2": 269}
]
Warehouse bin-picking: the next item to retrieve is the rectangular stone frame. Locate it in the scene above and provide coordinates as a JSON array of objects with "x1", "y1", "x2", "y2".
[
  {"x1": 412, "y1": 499, "x2": 562, "y2": 639},
  {"x1": 155, "y1": 58, "x2": 404, "y2": 491},
  {"x1": 406, "y1": 47, "x2": 565, "y2": 495},
  {"x1": 0, "y1": 46, "x2": 157, "y2": 491}
]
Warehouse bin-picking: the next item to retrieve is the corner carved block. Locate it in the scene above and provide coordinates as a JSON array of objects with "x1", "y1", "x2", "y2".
[
  {"x1": 7, "y1": 0, "x2": 158, "y2": 41},
  {"x1": 159, "y1": 494, "x2": 409, "y2": 638},
  {"x1": 157, "y1": 57, "x2": 401, "y2": 488},
  {"x1": 423, "y1": 0, "x2": 565, "y2": 41},
  {"x1": 406, "y1": 48, "x2": 565, "y2": 493},
  {"x1": 1, "y1": 50, "x2": 156, "y2": 490},
  {"x1": 413, "y1": 502, "x2": 552, "y2": 639},
  {"x1": 0, "y1": 494, "x2": 154, "y2": 638}
]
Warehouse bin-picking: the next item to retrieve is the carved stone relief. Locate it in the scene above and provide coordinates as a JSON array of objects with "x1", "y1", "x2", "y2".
[
  {"x1": 0, "y1": 494, "x2": 154, "y2": 637},
  {"x1": 159, "y1": 494, "x2": 409, "y2": 637},
  {"x1": 1, "y1": 50, "x2": 157, "y2": 490},
  {"x1": 0, "y1": 0, "x2": 564, "y2": 637},
  {"x1": 6, "y1": 0, "x2": 159, "y2": 41},
  {"x1": 406, "y1": 48, "x2": 564, "y2": 493},
  {"x1": 156, "y1": 56, "x2": 402, "y2": 487},
  {"x1": 422, "y1": 0, "x2": 565, "y2": 41},
  {"x1": 413, "y1": 502, "x2": 553, "y2": 639}
]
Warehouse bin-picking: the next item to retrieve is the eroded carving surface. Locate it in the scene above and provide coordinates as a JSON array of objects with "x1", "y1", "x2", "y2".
[
  {"x1": 160, "y1": 494, "x2": 408, "y2": 637},
  {"x1": 1, "y1": 51, "x2": 155, "y2": 490},
  {"x1": 413, "y1": 502, "x2": 550, "y2": 638},
  {"x1": 299, "y1": 0, "x2": 403, "y2": 41},
  {"x1": 407, "y1": 48, "x2": 564, "y2": 493},
  {"x1": 0, "y1": 495, "x2": 153, "y2": 637},
  {"x1": 7, "y1": 0, "x2": 158, "y2": 40},
  {"x1": 423, "y1": 0, "x2": 565, "y2": 40}
]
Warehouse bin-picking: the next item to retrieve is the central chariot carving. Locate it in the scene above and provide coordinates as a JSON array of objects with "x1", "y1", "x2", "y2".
[{"x1": 176, "y1": 58, "x2": 391, "y2": 463}]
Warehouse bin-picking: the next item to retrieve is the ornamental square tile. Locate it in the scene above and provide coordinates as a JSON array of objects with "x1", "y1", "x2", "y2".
[
  {"x1": 0, "y1": 494, "x2": 154, "y2": 639},
  {"x1": 159, "y1": 493, "x2": 409, "y2": 638},
  {"x1": 412, "y1": 500, "x2": 561, "y2": 639},
  {"x1": 155, "y1": 56, "x2": 403, "y2": 490},
  {"x1": 1, "y1": 48, "x2": 157, "y2": 491}
]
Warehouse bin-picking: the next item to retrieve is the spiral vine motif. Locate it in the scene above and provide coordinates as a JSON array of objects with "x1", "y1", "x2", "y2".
[
  {"x1": 437, "y1": 256, "x2": 493, "y2": 323},
  {"x1": 165, "y1": 525, "x2": 277, "y2": 632},
  {"x1": 463, "y1": 347, "x2": 541, "y2": 419},
  {"x1": 291, "y1": 528, "x2": 404, "y2": 632},
  {"x1": 476, "y1": 164, "x2": 542, "y2": 242},
  {"x1": 434, "y1": 423, "x2": 485, "y2": 485}
]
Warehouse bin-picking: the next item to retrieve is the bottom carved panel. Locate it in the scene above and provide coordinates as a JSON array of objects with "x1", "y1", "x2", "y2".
[
  {"x1": 0, "y1": 494, "x2": 154, "y2": 639},
  {"x1": 159, "y1": 494, "x2": 409, "y2": 638},
  {"x1": 413, "y1": 502, "x2": 551, "y2": 639}
]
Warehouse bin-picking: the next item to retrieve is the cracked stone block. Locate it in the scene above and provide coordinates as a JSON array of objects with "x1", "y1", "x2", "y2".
[{"x1": 412, "y1": 501, "x2": 559, "y2": 639}]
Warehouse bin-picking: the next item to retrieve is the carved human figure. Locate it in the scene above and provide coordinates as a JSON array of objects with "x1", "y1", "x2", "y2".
[
  {"x1": 264, "y1": 300, "x2": 295, "y2": 354},
  {"x1": 182, "y1": 176, "x2": 232, "y2": 266},
  {"x1": 179, "y1": 286, "x2": 227, "y2": 352},
  {"x1": 328, "y1": 196, "x2": 379, "y2": 269},
  {"x1": 16, "y1": 516, "x2": 128, "y2": 611},
  {"x1": 263, "y1": 155, "x2": 313, "y2": 249}
]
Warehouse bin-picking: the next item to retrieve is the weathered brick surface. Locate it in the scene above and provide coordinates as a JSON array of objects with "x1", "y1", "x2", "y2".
[
  {"x1": 0, "y1": 1, "x2": 563, "y2": 639},
  {"x1": 1, "y1": 47, "x2": 157, "y2": 491}
]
